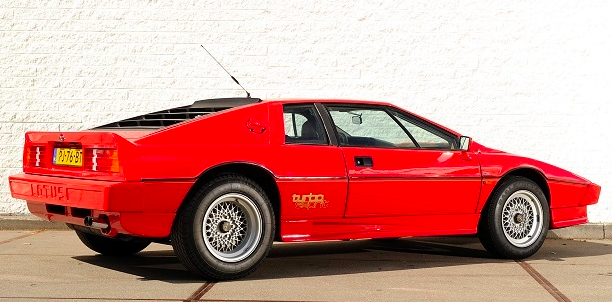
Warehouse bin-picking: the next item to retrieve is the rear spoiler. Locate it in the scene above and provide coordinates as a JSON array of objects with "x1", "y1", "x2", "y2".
[{"x1": 95, "y1": 97, "x2": 262, "y2": 130}]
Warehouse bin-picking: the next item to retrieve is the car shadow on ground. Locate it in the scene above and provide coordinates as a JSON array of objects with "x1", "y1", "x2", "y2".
[{"x1": 72, "y1": 236, "x2": 612, "y2": 283}]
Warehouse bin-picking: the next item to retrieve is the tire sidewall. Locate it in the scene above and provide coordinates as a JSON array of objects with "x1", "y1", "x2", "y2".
[
  {"x1": 491, "y1": 179, "x2": 550, "y2": 258},
  {"x1": 190, "y1": 180, "x2": 274, "y2": 275}
]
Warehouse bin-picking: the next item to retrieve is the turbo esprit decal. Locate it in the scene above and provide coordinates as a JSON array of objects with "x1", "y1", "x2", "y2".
[{"x1": 292, "y1": 193, "x2": 329, "y2": 210}]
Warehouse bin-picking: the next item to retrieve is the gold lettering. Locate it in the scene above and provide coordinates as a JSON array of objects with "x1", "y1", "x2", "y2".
[{"x1": 292, "y1": 193, "x2": 329, "y2": 210}]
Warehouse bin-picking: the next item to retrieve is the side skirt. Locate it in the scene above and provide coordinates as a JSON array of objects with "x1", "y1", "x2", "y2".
[{"x1": 280, "y1": 214, "x2": 480, "y2": 242}]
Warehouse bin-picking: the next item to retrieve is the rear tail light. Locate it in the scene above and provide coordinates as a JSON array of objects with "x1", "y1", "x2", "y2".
[
  {"x1": 83, "y1": 148, "x2": 119, "y2": 173},
  {"x1": 25, "y1": 146, "x2": 46, "y2": 167}
]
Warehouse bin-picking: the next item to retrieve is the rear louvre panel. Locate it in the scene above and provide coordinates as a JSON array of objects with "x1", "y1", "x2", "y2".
[
  {"x1": 95, "y1": 97, "x2": 261, "y2": 129},
  {"x1": 97, "y1": 107, "x2": 224, "y2": 129}
]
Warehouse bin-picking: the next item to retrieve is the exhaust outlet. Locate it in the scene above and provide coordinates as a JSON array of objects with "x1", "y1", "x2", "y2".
[{"x1": 84, "y1": 216, "x2": 110, "y2": 232}]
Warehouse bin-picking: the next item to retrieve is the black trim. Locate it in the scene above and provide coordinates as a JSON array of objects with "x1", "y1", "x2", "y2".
[
  {"x1": 291, "y1": 113, "x2": 298, "y2": 137},
  {"x1": 95, "y1": 97, "x2": 261, "y2": 130},
  {"x1": 191, "y1": 97, "x2": 261, "y2": 109},
  {"x1": 385, "y1": 108, "x2": 420, "y2": 148},
  {"x1": 314, "y1": 103, "x2": 339, "y2": 146}
]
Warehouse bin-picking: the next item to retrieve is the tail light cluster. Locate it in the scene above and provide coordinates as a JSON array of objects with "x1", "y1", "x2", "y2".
[
  {"x1": 25, "y1": 145, "x2": 120, "y2": 174},
  {"x1": 83, "y1": 148, "x2": 120, "y2": 173},
  {"x1": 25, "y1": 146, "x2": 46, "y2": 168}
]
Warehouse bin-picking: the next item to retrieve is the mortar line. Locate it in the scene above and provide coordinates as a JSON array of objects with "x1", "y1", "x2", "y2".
[
  {"x1": 516, "y1": 260, "x2": 572, "y2": 302},
  {"x1": 0, "y1": 230, "x2": 44, "y2": 245}
]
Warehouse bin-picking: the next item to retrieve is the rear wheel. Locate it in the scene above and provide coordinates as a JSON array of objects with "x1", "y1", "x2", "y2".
[
  {"x1": 171, "y1": 175, "x2": 275, "y2": 280},
  {"x1": 75, "y1": 230, "x2": 150, "y2": 256},
  {"x1": 478, "y1": 176, "x2": 549, "y2": 259}
]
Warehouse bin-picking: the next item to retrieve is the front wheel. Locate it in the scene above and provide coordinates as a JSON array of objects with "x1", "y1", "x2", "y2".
[
  {"x1": 478, "y1": 176, "x2": 550, "y2": 259},
  {"x1": 171, "y1": 175, "x2": 275, "y2": 280}
]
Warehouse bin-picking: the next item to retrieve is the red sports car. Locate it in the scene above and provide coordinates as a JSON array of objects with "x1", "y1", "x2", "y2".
[{"x1": 9, "y1": 97, "x2": 601, "y2": 280}]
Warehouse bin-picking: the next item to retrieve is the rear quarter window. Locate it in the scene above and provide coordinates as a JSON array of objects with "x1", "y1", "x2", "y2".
[{"x1": 283, "y1": 104, "x2": 328, "y2": 145}]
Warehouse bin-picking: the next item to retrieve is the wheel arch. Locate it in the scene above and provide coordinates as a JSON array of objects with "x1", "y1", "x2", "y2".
[
  {"x1": 500, "y1": 167, "x2": 551, "y2": 205},
  {"x1": 174, "y1": 162, "x2": 281, "y2": 239},
  {"x1": 479, "y1": 167, "x2": 551, "y2": 227}
]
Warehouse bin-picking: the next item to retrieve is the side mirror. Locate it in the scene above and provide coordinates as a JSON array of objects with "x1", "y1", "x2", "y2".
[
  {"x1": 459, "y1": 136, "x2": 471, "y2": 151},
  {"x1": 351, "y1": 115, "x2": 362, "y2": 125}
]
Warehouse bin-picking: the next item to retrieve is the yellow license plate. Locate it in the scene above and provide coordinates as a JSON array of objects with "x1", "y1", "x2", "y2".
[{"x1": 53, "y1": 148, "x2": 83, "y2": 167}]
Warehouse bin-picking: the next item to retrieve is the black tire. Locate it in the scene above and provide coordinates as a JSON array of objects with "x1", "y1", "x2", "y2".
[
  {"x1": 478, "y1": 176, "x2": 550, "y2": 259},
  {"x1": 75, "y1": 230, "x2": 150, "y2": 256},
  {"x1": 171, "y1": 174, "x2": 275, "y2": 280},
  {"x1": 372, "y1": 237, "x2": 401, "y2": 242}
]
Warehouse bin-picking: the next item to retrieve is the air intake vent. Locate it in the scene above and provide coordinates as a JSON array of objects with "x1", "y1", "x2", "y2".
[{"x1": 95, "y1": 97, "x2": 261, "y2": 129}]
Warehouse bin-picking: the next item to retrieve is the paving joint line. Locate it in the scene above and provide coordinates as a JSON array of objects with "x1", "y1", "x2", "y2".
[
  {"x1": 0, "y1": 230, "x2": 44, "y2": 245},
  {"x1": 516, "y1": 260, "x2": 572, "y2": 302},
  {"x1": 184, "y1": 282, "x2": 216, "y2": 302}
]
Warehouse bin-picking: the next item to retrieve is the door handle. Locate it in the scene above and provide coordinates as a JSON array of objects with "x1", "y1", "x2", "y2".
[{"x1": 354, "y1": 156, "x2": 373, "y2": 167}]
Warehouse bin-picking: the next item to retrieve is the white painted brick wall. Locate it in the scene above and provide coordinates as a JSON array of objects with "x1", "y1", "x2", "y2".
[{"x1": 1, "y1": 0, "x2": 611, "y2": 221}]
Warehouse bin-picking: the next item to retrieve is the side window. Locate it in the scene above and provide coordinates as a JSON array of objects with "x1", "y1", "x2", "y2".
[
  {"x1": 326, "y1": 106, "x2": 416, "y2": 148},
  {"x1": 391, "y1": 111, "x2": 454, "y2": 149},
  {"x1": 283, "y1": 104, "x2": 328, "y2": 145}
]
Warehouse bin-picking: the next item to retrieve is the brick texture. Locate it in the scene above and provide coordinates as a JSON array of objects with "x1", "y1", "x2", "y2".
[{"x1": 1, "y1": 1, "x2": 610, "y2": 221}]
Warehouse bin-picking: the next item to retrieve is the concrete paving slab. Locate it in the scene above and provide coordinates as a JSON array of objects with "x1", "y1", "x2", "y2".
[
  {"x1": 0, "y1": 231, "x2": 611, "y2": 301},
  {"x1": 548, "y1": 223, "x2": 605, "y2": 240},
  {"x1": 207, "y1": 239, "x2": 555, "y2": 302},
  {"x1": 524, "y1": 239, "x2": 612, "y2": 302},
  {"x1": 0, "y1": 231, "x2": 31, "y2": 242},
  {"x1": 0, "y1": 215, "x2": 68, "y2": 230},
  {"x1": 0, "y1": 231, "x2": 203, "y2": 301}
]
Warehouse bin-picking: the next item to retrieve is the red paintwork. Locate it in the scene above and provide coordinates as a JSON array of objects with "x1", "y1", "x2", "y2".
[
  {"x1": 8, "y1": 99, "x2": 600, "y2": 240},
  {"x1": 341, "y1": 147, "x2": 481, "y2": 217}
]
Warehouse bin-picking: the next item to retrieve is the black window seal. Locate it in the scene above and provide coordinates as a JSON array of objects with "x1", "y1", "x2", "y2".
[
  {"x1": 384, "y1": 108, "x2": 420, "y2": 148},
  {"x1": 282, "y1": 103, "x2": 330, "y2": 146},
  {"x1": 314, "y1": 103, "x2": 339, "y2": 146}
]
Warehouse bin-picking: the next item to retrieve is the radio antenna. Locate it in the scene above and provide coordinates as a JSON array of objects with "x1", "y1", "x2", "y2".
[{"x1": 200, "y1": 45, "x2": 251, "y2": 98}]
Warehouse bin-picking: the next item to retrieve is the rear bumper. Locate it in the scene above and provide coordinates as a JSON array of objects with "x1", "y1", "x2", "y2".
[{"x1": 9, "y1": 173, "x2": 194, "y2": 238}]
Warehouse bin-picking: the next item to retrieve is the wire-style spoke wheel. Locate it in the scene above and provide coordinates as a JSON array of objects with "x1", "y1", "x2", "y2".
[
  {"x1": 478, "y1": 176, "x2": 550, "y2": 259},
  {"x1": 203, "y1": 193, "x2": 262, "y2": 262},
  {"x1": 501, "y1": 190, "x2": 543, "y2": 248},
  {"x1": 171, "y1": 175, "x2": 274, "y2": 280}
]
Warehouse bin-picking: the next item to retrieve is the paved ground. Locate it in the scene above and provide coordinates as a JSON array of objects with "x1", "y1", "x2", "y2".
[{"x1": 1, "y1": 231, "x2": 611, "y2": 302}]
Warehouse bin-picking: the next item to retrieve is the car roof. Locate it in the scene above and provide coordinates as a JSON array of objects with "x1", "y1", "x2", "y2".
[{"x1": 263, "y1": 98, "x2": 392, "y2": 106}]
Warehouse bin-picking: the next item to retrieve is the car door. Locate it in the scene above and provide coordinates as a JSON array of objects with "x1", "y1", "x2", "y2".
[
  {"x1": 269, "y1": 103, "x2": 348, "y2": 220},
  {"x1": 323, "y1": 104, "x2": 481, "y2": 217}
]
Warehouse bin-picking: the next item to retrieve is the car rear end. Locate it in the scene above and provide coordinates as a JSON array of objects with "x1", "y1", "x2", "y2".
[
  {"x1": 9, "y1": 130, "x2": 185, "y2": 238},
  {"x1": 8, "y1": 98, "x2": 264, "y2": 239}
]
